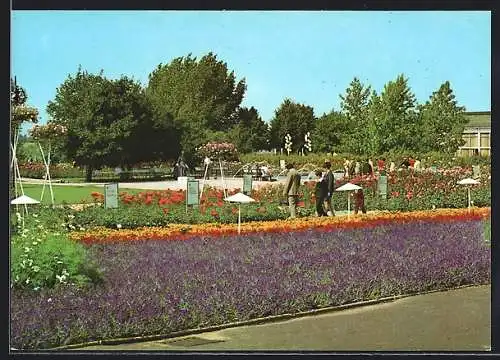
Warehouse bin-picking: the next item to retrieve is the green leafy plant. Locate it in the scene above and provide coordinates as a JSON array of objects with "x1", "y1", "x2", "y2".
[{"x1": 10, "y1": 212, "x2": 102, "y2": 291}]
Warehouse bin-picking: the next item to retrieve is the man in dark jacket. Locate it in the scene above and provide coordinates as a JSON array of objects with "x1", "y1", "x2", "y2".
[
  {"x1": 323, "y1": 160, "x2": 335, "y2": 216},
  {"x1": 314, "y1": 169, "x2": 328, "y2": 216}
]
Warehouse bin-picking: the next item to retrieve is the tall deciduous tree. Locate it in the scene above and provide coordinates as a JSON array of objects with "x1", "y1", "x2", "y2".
[
  {"x1": 47, "y1": 68, "x2": 153, "y2": 181},
  {"x1": 417, "y1": 81, "x2": 467, "y2": 153},
  {"x1": 339, "y1": 77, "x2": 371, "y2": 154},
  {"x1": 228, "y1": 106, "x2": 269, "y2": 153},
  {"x1": 269, "y1": 99, "x2": 316, "y2": 153},
  {"x1": 373, "y1": 74, "x2": 418, "y2": 152},
  {"x1": 146, "y1": 52, "x2": 246, "y2": 164},
  {"x1": 311, "y1": 111, "x2": 347, "y2": 153}
]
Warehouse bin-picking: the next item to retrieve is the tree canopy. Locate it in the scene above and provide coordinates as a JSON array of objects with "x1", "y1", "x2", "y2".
[
  {"x1": 269, "y1": 99, "x2": 316, "y2": 153},
  {"x1": 47, "y1": 68, "x2": 153, "y2": 180},
  {"x1": 417, "y1": 81, "x2": 468, "y2": 153},
  {"x1": 146, "y1": 52, "x2": 246, "y2": 164}
]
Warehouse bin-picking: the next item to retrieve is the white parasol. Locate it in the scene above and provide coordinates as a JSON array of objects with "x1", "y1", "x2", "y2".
[
  {"x1": 11, "y1": 195, "x2": 40, "y2": 227},
  {"x1": 335, "y1": 182, "x2": 362, "y2": 217},
  {"x1": 224, "y1": 192, "x2": 256, "y2": 234},
  {"x1": 11, "y1": 195, "x2": 40, "y2": 205},
  {"x1": 457, "y1": 178, "x2": 480, "y2": 209}
]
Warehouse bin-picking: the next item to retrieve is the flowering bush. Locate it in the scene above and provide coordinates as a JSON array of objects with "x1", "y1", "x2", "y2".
[
  {"x1": 29, "y1": 123, "x2": 67, "y2": 140},
  {"x1": 18, "y1": 162, "x2": 83, "y2": 179},
  {"x1": 11, "y1": 104, "x2": 39, "y2": 127},
  {"x1": 11, "y1": 211, "x2": 490, "y2": 349},
  {"x1": 197, "y1": 142, "x2": 239, "y2": 161}
]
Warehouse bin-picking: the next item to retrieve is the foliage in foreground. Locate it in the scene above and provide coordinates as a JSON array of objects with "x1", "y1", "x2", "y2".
[
  {"x1": 11, "y1": 217, "x2": 490, "y2": 349},
  {"x1": 10, "y1": 213, "x2": 102, "y2": 291}
]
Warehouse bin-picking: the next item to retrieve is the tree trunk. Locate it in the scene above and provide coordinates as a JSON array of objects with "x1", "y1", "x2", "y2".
[{"x1": 85, "y1": 165, "x2": 93, "y2": 182}]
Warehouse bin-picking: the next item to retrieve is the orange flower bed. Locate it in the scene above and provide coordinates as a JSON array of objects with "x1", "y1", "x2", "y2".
[{"x1": 70, "y1": 207, "x2": 490, "y2": 245}]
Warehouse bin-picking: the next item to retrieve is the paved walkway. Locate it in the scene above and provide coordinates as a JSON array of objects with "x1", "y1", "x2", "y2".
[
  {"x1": 21, "y1": 177, "x2": 284, "y2": 191},
  {"x1": 77, "y1": 285, "x2": 490, "y2": 352}
]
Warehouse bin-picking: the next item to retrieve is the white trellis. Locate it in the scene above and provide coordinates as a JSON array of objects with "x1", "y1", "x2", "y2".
[
  {"x1": 199, "y1": 157, "x2": 229, "y2": 202},
  {"x1": 10, "y1": 76, "x2": 39, "y2": 215},
  {"x1": 30, "y1": 122, "x2": 68, "y2": 206},
  {"x1": 198, "y1": 142, "x2": 236, "y2": 202},
  {"x1": 10, "y1": 127, "x2": 28, "y2": 215},
  {"x1": 38, "y1": 140, "x2": 55, "y2": 205}
]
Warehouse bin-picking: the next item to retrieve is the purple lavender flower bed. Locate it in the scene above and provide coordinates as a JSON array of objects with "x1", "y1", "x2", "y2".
[{"x1": 11, "y1": 219, "x2": 490, "y2": 350}]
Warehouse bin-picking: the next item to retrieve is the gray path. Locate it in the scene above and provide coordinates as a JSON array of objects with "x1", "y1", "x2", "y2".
[
  {"x1": 21, "y1": 177, "x2": 285, "y2": 191},
  {"x1": 77, "y1": 285, "x2": 491, "y2": 352}
]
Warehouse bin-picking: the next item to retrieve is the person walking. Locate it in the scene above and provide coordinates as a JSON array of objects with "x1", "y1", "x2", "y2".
[
  {"x1": 323, "y1": 160, "x2": 335, "y2": 216},
  {"x1": 283, "y1": 163, "x2": 301, "y2": 219},
  {"x1": 314, "y1": 169, "x2": 328, "y2": 217}
]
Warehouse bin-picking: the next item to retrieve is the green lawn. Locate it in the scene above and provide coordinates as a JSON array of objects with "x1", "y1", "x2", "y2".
[{"x1": 17, "y1": 184, "x2": 144, "y2": 205}]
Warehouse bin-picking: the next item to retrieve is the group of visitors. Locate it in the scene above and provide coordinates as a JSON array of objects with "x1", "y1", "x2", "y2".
[
  {"x1": 341, "y1": 156, "x2": 423, "y2": 178},
  {"x1": 283, "y1": 159, "x2": 366, "y2": 219}
]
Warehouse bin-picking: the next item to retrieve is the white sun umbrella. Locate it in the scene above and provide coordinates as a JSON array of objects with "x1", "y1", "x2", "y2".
[
  {"x1": 11, "y1": 195, "x2": 40, "y2": 226},
  {"x1": 11, "y1": 195, "x2": 40, "y2": 205},
  {"x1": 335, "y1": 182, "x2": 362, "y2": 217},
  {"x1": 457, "y1": 178, "x2": 480, "y2": 209},
  {"x1": 224, "y1": 192, "x2": 256, "y2": 234}
]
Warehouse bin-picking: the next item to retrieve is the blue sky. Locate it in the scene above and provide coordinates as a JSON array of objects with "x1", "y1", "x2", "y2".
[{"x1": 12, "y1": 10, "x2": 491, "y2": 129}]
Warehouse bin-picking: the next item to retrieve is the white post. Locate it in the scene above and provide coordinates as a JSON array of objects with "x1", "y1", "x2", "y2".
[
  {"x1": 477, "y1": 129, "x2": 481, "y2": 155},
  {"x1": 46, "y1": 142, "x2": 54, "y2": 205},
  {"x1": 39, "y1": 142, "x2": 47, "y2": 202},
  {"x1": 468, "y1": 187, "x2": 471, "y2": 211},
  {"x1": 199, "y1": 163, "x2": 209, "y2": 202},
  {"x1": 219, "y1": 158, "x2": 227, "y2": 199},
  {"x1": 13, "y1": 152, "x2": 28, "y2": 215},
  {"x1": 238, "y1": 204, "x2": 241, "y2": 234},
  {"x1": 347, "y1": 192, "x2": 351, "y2": 218}
]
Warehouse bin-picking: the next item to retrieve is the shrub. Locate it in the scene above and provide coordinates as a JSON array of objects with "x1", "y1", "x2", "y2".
[{"x1": 10, "y1": 212, "x2": 102, "y2": 291}]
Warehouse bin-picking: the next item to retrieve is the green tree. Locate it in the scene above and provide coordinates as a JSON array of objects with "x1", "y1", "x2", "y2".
[
  {"x1": 228, "y1": 106, "x2": 269, "y2": 153},
  {"x1": 269, "y1": 99, "x2": 316, "y2": 153},
  {"x1": 47, "y1": 68, "x2": 153, "y2": 181},
  {"x1": 311, "y1": 111, "x2": 347, "y2": 153},
  {"x1": 339, "y1": 77, "x2": 371, "y2": 154},
  {"x1": 146, "y1": 52, "x2": 246, "y2": 164},
  {"x1": 373, "y1": 74, "x2": 418, "y2": 152},
  {"x1": 417, "y1": 81, "x2": 467, "y2": 153}
]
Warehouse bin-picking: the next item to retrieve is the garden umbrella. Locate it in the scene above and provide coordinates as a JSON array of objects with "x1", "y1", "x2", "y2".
[
  {"x1": 11, "y1": 195, "x2": 40, "y2": 205},
  {"x1": 335, "y1": 182, "x2": 362, "y2": 217},
  {"x1": 457, "y1": 178, "x2": 480, "y2": 210},
  {"x1": 224, "y1": 192, "x2": 256, "y2": 234},
  {"x1": 11, "y1": 195, "x2": 40, "y2": 226}
]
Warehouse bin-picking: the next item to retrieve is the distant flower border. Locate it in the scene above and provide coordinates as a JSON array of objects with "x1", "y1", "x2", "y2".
[{"x1": 71, "y1": 207, "x2": 490, "y2": 245}]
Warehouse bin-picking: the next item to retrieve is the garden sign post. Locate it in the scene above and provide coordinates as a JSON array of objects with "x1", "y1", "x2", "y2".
[
  {"x1": 378, "y1": 175, "x2": 388, "y2": 199},
  {"x1": 104, "y1": 183, "x2": 119, "y2": 209},
  {"x1": 243, "y1": 174, "x2": 252, "y2": 195},
  {"x1": 186, "y1": 179, "x2": 199, "y2": 214}
]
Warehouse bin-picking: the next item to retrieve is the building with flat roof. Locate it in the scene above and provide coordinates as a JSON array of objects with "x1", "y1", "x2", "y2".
[{"x1": 457, "y1": 111, "x2": 490, "y2": 157}]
